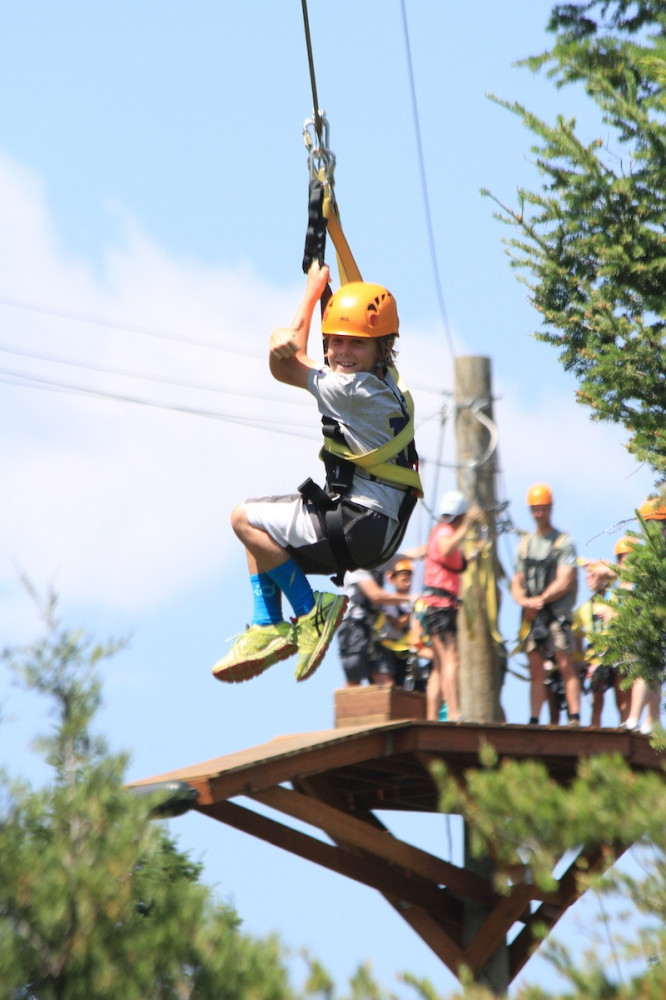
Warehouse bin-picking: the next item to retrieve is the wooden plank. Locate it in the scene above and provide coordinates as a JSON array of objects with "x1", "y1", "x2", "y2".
[
  {"x1": 335, "y1": 686, "x2": 426, "y2": 728},
  {"x1": 131, "y1": 722, "x2": 665, "y2": 801}
]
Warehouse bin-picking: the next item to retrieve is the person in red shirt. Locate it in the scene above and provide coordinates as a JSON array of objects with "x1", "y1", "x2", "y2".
[{"x1": 419, "y1": 491, "x2": 479, "y2": 721}]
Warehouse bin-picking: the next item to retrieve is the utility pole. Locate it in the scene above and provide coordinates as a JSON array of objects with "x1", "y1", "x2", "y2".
[
  {"x1": 454, "y1": 355, "x2": 509, "y2": 994},
  {"x1": 454, "y1": 355, "x2": 504, "y2": 724}
]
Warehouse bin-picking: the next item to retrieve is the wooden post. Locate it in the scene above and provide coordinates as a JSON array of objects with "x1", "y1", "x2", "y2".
[
  {"x1": 455, "y1": 356, "x2": 509, "y2": 995},
  {"x1": 454, "y1": 356, "x2": 504, "y2": 724}
]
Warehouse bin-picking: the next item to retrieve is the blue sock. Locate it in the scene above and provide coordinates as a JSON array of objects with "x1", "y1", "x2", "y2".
[
  {"x1": 267, "y1": 559, "x2": 314, "y2": 618},
  {"x1": 250, "y1": 573, "x2": 282, "y2": 626}
]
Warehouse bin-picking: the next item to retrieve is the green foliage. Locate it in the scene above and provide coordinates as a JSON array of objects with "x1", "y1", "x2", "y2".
[
  {"x1": 484, "y1": 0, "x2": 666, "y2": 475},
  {"x1": 0, "y1": 588, "x2": 295, "y2": 1000},
  {"x1": 432, "y1": 747, "x2": 666, "y2": 998},
  {"x1": 595, "y1": 511, "x2": 666, "y2": 685}
]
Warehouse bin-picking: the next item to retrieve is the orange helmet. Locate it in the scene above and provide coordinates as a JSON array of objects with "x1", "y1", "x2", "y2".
[
  {"x1": 391, "y1": 558, "x2": 413, "y2": 575},
  {"x1": 321, "y1": 282, "x2": 399, "y2": 339},
  {"x1": 638, "y1": 497, "x2": 666, "y2": 521},
  {"x1": 614, "y1": 535, "x2": 637, "y2": 557},
  {"x1": 526, "y1": 482, "x2": 553, "y2": 506}
]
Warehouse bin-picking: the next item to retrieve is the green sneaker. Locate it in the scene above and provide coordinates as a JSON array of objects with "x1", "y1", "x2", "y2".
[
  {"x1": 212, "y1": 621, "x2": 297, "y2": 684},
  {"x1": 294, "y1": 591, "x2": 348, "y2": 682}
]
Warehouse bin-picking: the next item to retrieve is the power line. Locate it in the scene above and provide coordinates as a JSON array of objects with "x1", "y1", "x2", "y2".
[
  {"x1": 0, "y1": 295, "x2": 266, "y2": 359},
  {"x1": 0, "y1": 342, "x2": 312, "y2": 409},
  {"x1": 0, "y1": 369, "x2": 319, "y2": 440},
  {"x1": 399, "y1": 0, "x2": 456, "y2": 362},
  {"x1": 0, "y1": 363, "x2": 452, "y2": 472}
]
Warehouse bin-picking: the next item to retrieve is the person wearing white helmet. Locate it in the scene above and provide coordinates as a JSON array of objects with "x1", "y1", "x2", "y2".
[{"x1": 418, "y1": 490, "x2": 480, "y2": 721}]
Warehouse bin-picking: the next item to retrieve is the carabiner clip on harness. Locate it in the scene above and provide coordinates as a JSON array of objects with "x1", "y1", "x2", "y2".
[{"x1": 302, "y1": 112, "x2": 362, "y2": 287}]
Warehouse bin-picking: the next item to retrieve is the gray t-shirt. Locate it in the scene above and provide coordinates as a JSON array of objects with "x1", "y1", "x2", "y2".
[
  {"x1": 514, "y1": 529, "x2": 578, "y2": 617},
  {"x1": 307, "y1": 366, "x2": 411, "y2": 522}
]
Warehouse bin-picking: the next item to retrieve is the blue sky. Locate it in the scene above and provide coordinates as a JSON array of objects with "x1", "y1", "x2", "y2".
[{"x1": 0, "y1": 2, "x2": 657, "y2": 996}]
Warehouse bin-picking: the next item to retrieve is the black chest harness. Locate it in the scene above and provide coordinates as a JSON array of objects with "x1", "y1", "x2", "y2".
[{"x1": 298, "y1": 369, "x2": 423, "y2": 585}]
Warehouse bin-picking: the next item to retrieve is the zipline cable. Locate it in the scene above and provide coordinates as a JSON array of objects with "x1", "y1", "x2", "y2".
[{"x1": 301, "y1": 0, "x2": 323, "y2": 142}]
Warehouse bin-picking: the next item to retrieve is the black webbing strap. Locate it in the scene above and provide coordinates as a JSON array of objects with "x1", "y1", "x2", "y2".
[
  {"x1": 302, "y1": 176, "x2": 327, "y2": 273},
  {"x1": 423, "y1": 584, "x2": 462, "y2": 608},
  {"x1": 302, "y1": 175, "x2": 332, "y2": 318},
  {"x1": 298, "y1": 478, "x2": 352, "y2": 586},
  {"x1": 324, "y1": 504, "x2": 353, "y2": 587}
]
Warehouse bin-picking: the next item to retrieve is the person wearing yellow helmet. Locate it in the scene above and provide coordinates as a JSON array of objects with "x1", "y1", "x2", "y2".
[
  {"x1": 213, "y1": 262, "x2": 421, "y2": 685},
  {"x1": 511, "y1": 483, "x2": 581, "y2": 725},
  {"x1": 372, "y1": 557, "x2": 429, "y2": 692},
  {"x1": 337, "y1": 560, "x2": 418, "y2": 687},
  {"x1": 572, "y1": 559, "x2": 627, "y2": 727},
  {"x1": 614, "y1": 535, "x2": 637, "y2": 558}
]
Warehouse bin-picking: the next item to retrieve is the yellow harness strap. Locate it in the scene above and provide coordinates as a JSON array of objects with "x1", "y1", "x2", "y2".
[
  {"x1": 321, "y1": 369, "x2": 424, "y2": 496},
  {"x1": 319, "y1": 168, "x2": 362, "y2": 285},
  {"x1": 462, "y1": 540, "x2": 506, "y2": 650}
]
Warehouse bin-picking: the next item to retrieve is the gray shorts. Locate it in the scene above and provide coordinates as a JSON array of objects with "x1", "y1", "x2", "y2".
[
  {"x1": 245, "y1": 493, "x2": 396, "y2": 576},
  {"x1": 526, "y1": 617, "x2": 574, "y2": 655}
]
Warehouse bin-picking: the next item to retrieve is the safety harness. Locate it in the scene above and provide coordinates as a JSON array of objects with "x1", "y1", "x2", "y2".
[
  {"x1": 518, "y1": 530, "x2": 578, "y2": 602},
  {"x1": 299, "y1": 389, "x2": 423, "y2": 584},
  {"x1": 511, "y1": 531, "x2": 577, "y2": 653}
]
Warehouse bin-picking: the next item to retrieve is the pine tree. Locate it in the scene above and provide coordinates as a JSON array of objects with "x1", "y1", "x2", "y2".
[
  {"x1": 0, "y1": 588, "x2": 294, "y2": 1000},
  {"x1": 484, "y1": 1, "x2": 666, "y2": 692},
  {"x1": 484, "y1": 0, "x2": 666, "y2": 476},
  {"x1": 431, "y1": 749, "x2": 666, "y2": 999}
]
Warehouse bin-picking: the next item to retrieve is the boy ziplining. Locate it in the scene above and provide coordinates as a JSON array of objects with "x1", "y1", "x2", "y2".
[{"x1": 213, "y1": 261, "x2": 421, "y2": 684}]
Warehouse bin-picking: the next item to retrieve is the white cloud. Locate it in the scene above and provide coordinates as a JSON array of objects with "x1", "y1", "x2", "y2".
[{"x1": 0, "y1": 156, "x2": 313, "y2": 622}]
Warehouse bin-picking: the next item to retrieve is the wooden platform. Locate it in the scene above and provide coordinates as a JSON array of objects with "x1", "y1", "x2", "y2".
[
  {"x1": 334, "y1": 683, "x2": 426, "y2": 728},
  {"x1": 131, "y1": 719, "x2": 664, "y2": 986}
]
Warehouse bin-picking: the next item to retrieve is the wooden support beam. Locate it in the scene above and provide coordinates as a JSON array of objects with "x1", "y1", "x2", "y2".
[
  {"x1": 249, "y1": 784, "x2": 497, "y2": 907},
  {"x1": 292, "y1": 772, "x2": 467, "y2": 978},
  {"x1": 199, "y1": 798, "x2": 461, "y2": 927},
  {"x1": 508, "y1": 843, "x2": 629, "y2": 981},
  {"x1": 462, "y1": 886, "x2": 534, "y2": 975}
]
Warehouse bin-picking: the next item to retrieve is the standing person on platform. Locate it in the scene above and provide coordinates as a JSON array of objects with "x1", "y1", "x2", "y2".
[
  {"x1": 510, "y1": 483, "x2": 580, "y2": 726},
  {"x1": 419, "y1": 491, "x2": 479, "y2": 722},
  {"x1": 374, "y1": 557, "x2": 428, "y2": 691},
  {"x1": 338, "y1": 564, "x2": 416, "y2": 687},
  {"x1": 574, "y1": 557, "x2": 626, "y2": 727}
]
